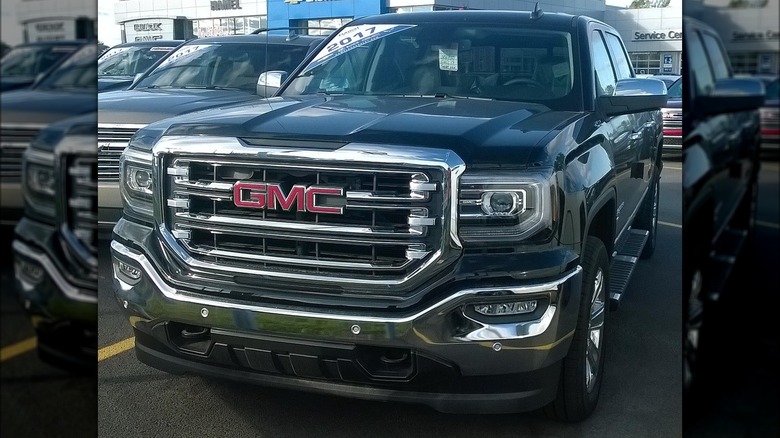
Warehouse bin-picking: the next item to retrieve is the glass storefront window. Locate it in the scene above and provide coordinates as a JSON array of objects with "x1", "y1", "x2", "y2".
[
  {"x1": 729, "y1": 52, "x2": 759, "y2": 74},
  {"x1": 630, "y1": 52, "x2": 662, "y2": 75},
  {"x1": 299, "y1": 18, "x2": 351, "y2": 35},
  {"x1": 192, "y1": 16, "x2": 267, "y2": 38}
]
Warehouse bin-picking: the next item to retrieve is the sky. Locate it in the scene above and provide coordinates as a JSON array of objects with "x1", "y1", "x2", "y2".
[
  {"x1": 1, "y1": 0, "x2": 22, "y2": 46},
  {"x1": 98, "y1": 0, "x2": 122, "y2": 46}
]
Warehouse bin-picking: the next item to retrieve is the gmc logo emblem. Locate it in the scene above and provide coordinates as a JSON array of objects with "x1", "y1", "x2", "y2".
[{"x1": 233, "y1": 182, "x2": 344, "y2": 214}]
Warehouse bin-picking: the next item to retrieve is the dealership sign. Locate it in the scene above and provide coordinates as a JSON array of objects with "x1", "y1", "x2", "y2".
[
  {"x1": 632, "y1": 30, "x2": 682, "y2": 41},
  {"x1": 731, "y1": 30, "x2": 780, "y2": 42},
  {"x1": 26, "y1": 19, "x2": 76, "y2": 42},
  {"x1": 124, "y1": 18, "x2": 174, "y2": 41}
]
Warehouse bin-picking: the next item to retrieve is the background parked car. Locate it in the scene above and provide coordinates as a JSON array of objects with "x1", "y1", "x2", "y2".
[
  {"x1": 661, "y1": 77, "x2": 682, "y2": 158},
  {"x1": 651, "y1": 74, "x2": 681, "y2": 89},
  {"x1": 0, "y1": 40, "x2": 86, "y2": 92},
  {"x1": 1, "y1": 42, "x2": 98, "y2": 228},
  {"x1": 97, "y1": 31, "x2": 325, "y2": 235},
  {"x1": 98, "y1": 40, "x2": 183, "y2": 92},
  {"x1": 757, "y1": 75, "x2": 779, "y2": 156}
]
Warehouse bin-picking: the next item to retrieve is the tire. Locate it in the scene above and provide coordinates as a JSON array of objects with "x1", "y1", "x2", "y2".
[
  {"x1": 635, "y1": 174, "x2": 660, "y2": 259},
  {"x1": 545, "y1": 236, "x2": 609, "y2": 422}
]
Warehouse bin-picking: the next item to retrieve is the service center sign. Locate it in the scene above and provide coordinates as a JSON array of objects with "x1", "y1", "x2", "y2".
[
  {"x1": 124, "y1": 18, "x2": 174, "y2": 42},
  {"x1": 633, "y1": 30, "x2": 682, "y2": 42}
]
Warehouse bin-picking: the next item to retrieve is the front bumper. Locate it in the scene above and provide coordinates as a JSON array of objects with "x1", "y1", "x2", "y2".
[
  {"x1": 13, "y1": 219, "x2": 97, "y2": 368},
  {"x1": 111, "y1": 232, "x2": 584, "y2": 413}
]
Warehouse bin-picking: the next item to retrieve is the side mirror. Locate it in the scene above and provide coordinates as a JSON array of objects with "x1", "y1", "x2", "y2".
[
  {"x1": 257, "y1": 70, "x2": 288, "y2": 97},
  {"x1": 697, "y1": 78, "x2": 765, "y2": 116},
  {"x1": 597, "y1": 78, "x2": 668, "y2": 118}
]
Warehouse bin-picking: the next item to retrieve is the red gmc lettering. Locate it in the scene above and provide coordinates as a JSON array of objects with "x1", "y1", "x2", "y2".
[
  {"x1": 234, "y1": 182, "x2": 266, "y2": 208},
  {"x1": 233, "y1": 182, "x2": 343, "y2": 214},
  {"x1": 306, "y1": 187, "x2": 344, "y2": 214}
]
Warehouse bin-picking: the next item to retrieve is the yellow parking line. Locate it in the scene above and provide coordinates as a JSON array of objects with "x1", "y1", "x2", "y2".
[
  {"x1": 98, "y1": 337, "x2": 135, "y2": 362},
  {"x1": 658, "y1": 220, "x2": 682, "y2": 228},
  {"x1": 0, "y1": 337, "x2": 37, "y2": 362}
]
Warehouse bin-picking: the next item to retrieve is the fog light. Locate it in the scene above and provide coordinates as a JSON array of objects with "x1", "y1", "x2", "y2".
[
  {"x1": 115, "y1": 260, "x2": 141, "y2": 284},
  {"x1": 15, "y1": 259, "x2": 44, "y2": 284},
  {"x1": 474, "y1": 300, "x2": 538, "y2": 316}
]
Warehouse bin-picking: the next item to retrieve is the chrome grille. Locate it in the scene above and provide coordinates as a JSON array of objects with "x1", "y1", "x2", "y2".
[
  {"x1": 98, "y1": 124, "x2": 142, "y2": 182},
  {"x1": 163, "y1": 156, "x2": 445, "y2": 281},
  {"x1": 1, "y1": 126, "x2": 41, "y2": 182},
  {"x1": 67, "y1": 155, "x2": 98, "y2": 254},
  {"x1": 662, "y1": 109, "x2": 682, "y2": 130}
]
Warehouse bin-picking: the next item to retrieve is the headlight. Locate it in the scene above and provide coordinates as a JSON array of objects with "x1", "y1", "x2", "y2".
[
  {"x1": 458, "y1": 173, "x2": 554, "y2": 243},
  {"x1": 120, "y1": 146, "x2": 154, "y2": 221},
  {"x1": 22, "y1": 148, "x2": 57, "y2": 222}
]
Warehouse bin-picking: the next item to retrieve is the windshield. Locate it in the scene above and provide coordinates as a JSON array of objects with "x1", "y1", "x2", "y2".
[
  {"x1": 98, "y1": 44, "x2": 176, "y2": 77},
  {"x1": 134, "y1": 42, "x2": 311, "y2": 92},
  {"x1": 667, "y1": 78, "x2": 682, "y2": 100},
  {"x1": 283, "y1": 23, "x2": 579, "y2": 107},
  {"x1": 34, "y1": 43, "x2": 98, "y2": 90},
  {"x1": 0, "y1": 44, "x2": 79, "y2": 77}
]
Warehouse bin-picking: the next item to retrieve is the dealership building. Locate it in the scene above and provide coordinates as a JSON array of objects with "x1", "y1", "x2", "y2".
[
  {"x1": 14, "y1": 0, "x2": 96, "y2": 43},
  {"x1": 687, "y1": 0, "x2": 779, "y2": 75},
  {"x1": 113, "y1": 0, "x2": 683, "y2": 75}
]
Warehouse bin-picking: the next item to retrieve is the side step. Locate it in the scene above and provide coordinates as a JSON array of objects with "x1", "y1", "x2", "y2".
[
  {"x1": 609, "y1": 229, "x2": 649, "y2": 310},
  {"x1": 705, "y1": 227, "x2": 749, "y2": 302}
]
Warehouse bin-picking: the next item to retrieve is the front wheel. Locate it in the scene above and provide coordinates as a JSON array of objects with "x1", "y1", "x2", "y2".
[{"x1": 545, "y1": 236, "x2": 609, "y2": 421}]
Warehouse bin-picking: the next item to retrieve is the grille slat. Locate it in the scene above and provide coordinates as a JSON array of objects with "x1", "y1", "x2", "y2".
[
  {"x1": 1, "y1": 127, "x2": 41, "y2": 182},
  {"x1": 67, "y1": 155, "x2": 98, "y2": 253},
  {"x1": 97, "y1": 125, "x2": 142, "y2": 181}
]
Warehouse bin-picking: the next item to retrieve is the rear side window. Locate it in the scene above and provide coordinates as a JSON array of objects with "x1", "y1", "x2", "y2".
[
  {"x1": 604, "y1": 32, "x2": 632, "y2": 79},
  {"x1": 700, "y1": 32, "x2": 730, "y2": 81},
  {"x1": 592, "y1": 30, "x2": 616, "y2": 96},
  {"x1": 686, "y1": 31, "x2": 714, "y2": 96}
]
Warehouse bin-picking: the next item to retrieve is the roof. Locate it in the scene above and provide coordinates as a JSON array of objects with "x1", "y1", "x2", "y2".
[
  {"x1": 189, "y1": 33, "x2": 325, "y2": 46},
  {"x1": 350, "y1": 10, "x2": 601, "y2": 29},
  {"x1": 10, "y1": 40, "x2": 87, "y2": 48},
  {"x1": 109, "y1": 40, "x2": 184, "y2": 48}
]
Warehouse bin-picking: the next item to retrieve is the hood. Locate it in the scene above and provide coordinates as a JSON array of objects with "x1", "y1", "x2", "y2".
[
  {"x1": 98, "y1": 88, "x2": 262, "y2": 125},
  {"x1": 663, "y1": 98, "x2": 682, "y2": 109},
  {"x1": 153, "y1": 95, "x2": 585, "y2": 166},
  {"x1": 0, "y1": 77, "x2": 36, "y2": 92},
  {"x1": 98, "y1": 77, "x2": 135, "y2": 92},
  {"x1": 0, "y1": 89, "x2": 97, "y2": 125}
]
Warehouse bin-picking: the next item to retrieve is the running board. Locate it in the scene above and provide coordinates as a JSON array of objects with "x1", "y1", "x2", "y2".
[
  {"x1": 609, "y1": 229, "x2": 649, "y2": 310},
  {"x1": 706, "y1": 227, "x2": 749, "y2": 302}
]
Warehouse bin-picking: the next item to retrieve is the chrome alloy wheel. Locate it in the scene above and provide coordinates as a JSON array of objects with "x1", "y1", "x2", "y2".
[
  {"x1": 586, "y1": 268, "x2": 606, "y2": 392},
  {"x1": 685, "y1": 268, "x2": 703, "y2": 389}
]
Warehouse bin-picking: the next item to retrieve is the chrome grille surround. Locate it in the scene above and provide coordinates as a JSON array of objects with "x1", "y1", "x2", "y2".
[
  {"x1": 152, "y1": 136, "x2": 465, "y2": 295},
  {"x1": 1, "y1": 124, "x2": 45, "y2": 182},
  {"x1": 98, "y1": 124, "x2": 144, "y2": 182}
]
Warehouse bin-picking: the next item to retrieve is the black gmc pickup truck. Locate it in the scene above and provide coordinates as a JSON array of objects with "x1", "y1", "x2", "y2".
[{"x1": 111, "y1": 10, "x2": 666, "y2": 420}]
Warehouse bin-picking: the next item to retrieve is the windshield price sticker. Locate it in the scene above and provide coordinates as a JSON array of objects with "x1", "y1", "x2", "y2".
[
  {"x1": 150, "y1": 47, "x2": 175, "y2": 52},
  {"x1": 304, "y1": 24, "x2": 416, "y2": 72}
]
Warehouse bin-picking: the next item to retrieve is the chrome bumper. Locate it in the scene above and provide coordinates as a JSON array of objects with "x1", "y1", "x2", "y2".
[{"x1": 111, "y1": 239, "x2": 583, "y2": 376}]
